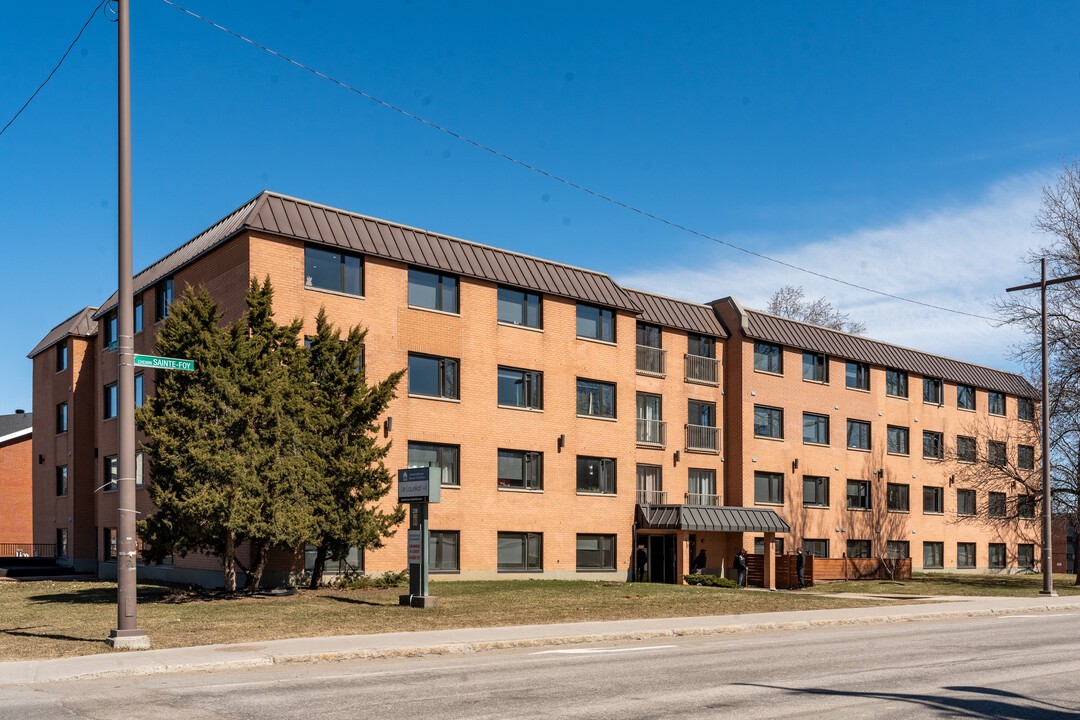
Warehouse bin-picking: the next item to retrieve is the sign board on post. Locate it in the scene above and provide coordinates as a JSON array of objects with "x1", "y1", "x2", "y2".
[
  {"x1": 407, "y1": 530, "x2": 422, "y2": 564},
  {"x1": 397, "y1": 467, "x2": 440, "y2": 504},
  {"x1": 398, "y1": 467, "x2": 439, "y2": 609},
  {"x1": 133, "y1": 354, "x2": 195, "y2": 371}
]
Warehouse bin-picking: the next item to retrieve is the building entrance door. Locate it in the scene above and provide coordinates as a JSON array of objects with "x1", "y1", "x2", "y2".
[{"x1": 644, "y1": 534, "x2": 676, "y2": 584}]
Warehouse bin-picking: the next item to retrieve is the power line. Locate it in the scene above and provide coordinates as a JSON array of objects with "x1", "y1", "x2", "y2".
[
  {"x1": 159, "y1": 0, "x2": 997, "y2": 323},
  {"x1": 0, "y1": 0, "x2": 108, "y2": 139}
]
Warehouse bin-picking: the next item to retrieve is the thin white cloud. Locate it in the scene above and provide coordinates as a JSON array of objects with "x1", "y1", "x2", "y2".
[{"x1": 619, "y1": 172, "x2": 1051, "y2": 375}]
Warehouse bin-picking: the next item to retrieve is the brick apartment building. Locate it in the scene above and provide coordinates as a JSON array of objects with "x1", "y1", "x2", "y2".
[
  {"x1": 27, "y1": 191, "x2": 1041, "y2": 587},
  {"x1": 0, "y1": 410, "x2": 34, "y2": 548}
]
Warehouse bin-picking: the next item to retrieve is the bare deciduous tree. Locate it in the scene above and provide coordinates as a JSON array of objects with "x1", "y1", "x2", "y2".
[{"x1": 767, "y1": 285, "x2": 867, "y2": 334}]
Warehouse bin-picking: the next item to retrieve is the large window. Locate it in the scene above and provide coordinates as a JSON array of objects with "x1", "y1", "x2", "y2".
[
  {"x1": 637, "y1": 322, "x2": 661, "y2": 348},
  {"x1": 408, "y1": 268, "x2": 458, "y2": 313},
  {"x1": 497, "y1": 287, "x2": 542, "y2": 328},
  {"x1": 55, "y1": 466, "x2": 68, "y2": 497},
  {"x1": 847, "y1": 419, "x2": 871, "y2": 450},
  {"x1": 104, "y1": 383, "x2": 118, "y2": 419},
  {"x1": 577, "y1": 379, "x2": 616, "y2": 418},
  {"x1": 957, "y1": 542, "x2": 976, "y2": 569},
  {"x1": 957, "y1": 489, "x2": 976, "y2": 516},
  {"x1": 754, "y1": 537, "x2": 784, "y2": 555},
  {"x1": 886, "y1": 369, "x2": 908, "y2": 398},
  {"x1": 156, "y1": 278, "x2": 173, "y2": 321},
  {"x1": 104, "y1": 455, "x2": 118, "y2": 492},
  {"x1": 577, "y1": 456, "x2": 616, "y2": 495},
  {"x1": 803, "y1": 412, "x2": 829, "y2": 445},
  {"x1": 576, "y1": 304, "x2": 615, "y2": 343},
  {"x1": 753, "y1": 342, "x2": 782, "y2": 374},
  {"x1": 923, "y1": 430, "x2": 943, "y2": 460},
  {"x1": 56, "y1": 402, "x2": 67, "y2": 433},
  {"x1": 497, "y1": 367, "x2": 542, "y2": 409},
  {"x1": 923, "y1": 541, "x2": 944, "y2": 569},
  {"x1": 846, "y1": 540, "x2": 871, "y2": 558},
  {"x1": 847, "y1": 480, "x2": 871, "y2": 510},
  {"x1": 689, "y1": 399, "x2": 716, "y2": 428},
  {"x1": 989, "y1": 543, "x2": 1006, "y2": 569},
  {"x1": 988, "y1": 441, "x2": 1007, "y2": 467},
  {"x1": 104, "y1": 310, "x2": 118, "y2": 351},
  {"x1": 923, "y1": 486, "x2": 944, "y2": 514},
  {"x1": 803, "y1": 351, "x2": 827, "y2": 382},
  {"x1": 957, "y1": 384, "x2": 976, "y2": 411},
  {"x1": 408, "y1": 353, "x2": 459, "y2": 399},
  {"x1": 429, "y1": 531, "x2": 460, "y2": 572},
  {"x1": 688, "y1": 334, "x2": 715, "y2": 359},
  {"x1": 637, "y1": 463, "x2": 663, "y2": 500},
  {"x1": 1018, "y1": 544, "x2": 1035, "y2": 569},
  {"x1": 497, "y1": 532, "x2": 542, "y2": 572},
  {"x1": 988, "y1": 492, "x2": 1006, "y2": 518},
  {"x1": 923, "y1": 377, "x2": 943, "y2": 405},
  {"x1": 887, "y1": 426, "x2": 909, "y2": 455},
  {"x1": 988, "y1": 392, "x2": 1006, "y2": 417},
  {"x1": 576, "y1": 534, "x2": 616, "y2": 570},
  {"x1": 846, "y1": 361, "x2": 869, "y2": 391},
  {"x1": 803, "y1": 476, "x2": 829, "y2": 507},
  {"x1": 1018, "y1": 398, "x2": 1035, "y2": 422},
  {"x1": 886, "y1": 541, "x2": 909, "y2": 559},
  {"x1": 408, "y1": 442, "x2": 460, "y2": 487},
  {"x1": 754, "y1": 471, "x2": 783, "y2": 504},
  {"x1": 636, "y1": 393, "x2": 663, "y2": 445},
  {"x1": 688, "y1": 468, "x2": 716, "y2": 503},
  {"x1": 754, "y1": 405, "x2": 783, "y2": 439},
  {"x1": 887, "y1": 483, "x2": 909, "y2": 512},
  {"x1": 498, "y1": 450, "x2": 542, "y2": 490},
  {"x1": 957, "y1": 435, "x2": 976, "y2": 463},
  {"x1": 1018, "y1": 495, "x2": 1036, "y2": 519},
  {"x1": 1018, "y1": 445, "x2": 1035, "y2": 471},
  {"x1": 56, "y1": 340, "x2": 68, "y2": 372},
  {"x1": 304, "y1": 246, "x2": 363, "y2": 296},
  {"x1": 804, "y1": 539, "x2": 829, "y2": 558}
]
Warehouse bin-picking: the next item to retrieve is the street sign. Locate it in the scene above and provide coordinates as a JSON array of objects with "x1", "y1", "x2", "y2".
[
  {"x1": 397, "y1": 467, "x2": 440, "y2": 503},
  {"x1": 407, "y1": 530, "x2": 422, "y2": 564},
  {"x1": 133, "y1": 354, "x2": 195, "y2": 371}
]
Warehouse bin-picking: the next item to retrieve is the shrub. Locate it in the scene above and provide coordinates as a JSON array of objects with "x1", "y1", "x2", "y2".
[
  {"x1": 683, "y1": 574, "x2": 738, "y2": 588},
  {"x1": 335, "y1": 569, "x2": 409, "y2": 589}
]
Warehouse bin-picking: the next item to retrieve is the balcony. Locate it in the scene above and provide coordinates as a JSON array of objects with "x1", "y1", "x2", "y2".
[
  {"x1": 636, "y1": 489, "x2": 668, "y2": 505},
  {"x1": 636, "y1": 345, "x2": 667, "y2": 377},
  {"x1": 636, "y1": 418, "x2": 667, "y2": 448},
  {"x1": 684, "y1": 492, "x2": 720, "y2": 507},
  {"x1": 686, "y1": 424, "x2": 720, "y2": 454},
  {"x1": 684, "y1": 353, "x2": 718, "y2": 385}
]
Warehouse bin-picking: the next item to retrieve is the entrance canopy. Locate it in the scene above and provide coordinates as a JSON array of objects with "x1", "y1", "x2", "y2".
[{"x1": 637, "y1": 505, "x2": 790, "y2": 534}]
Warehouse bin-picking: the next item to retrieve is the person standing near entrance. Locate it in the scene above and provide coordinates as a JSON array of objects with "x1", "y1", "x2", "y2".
[
  {"x1": 635, "y1": 544, "x2": 648, "y2": 582},
  {"x1": 693, "y1": 549, "x2": 707, "y2": 574},
  {"x1": 796, "y1": 548, "x2": 806, "y2": 589},
  {"x1": 733, "y1": 549, "x2": 747, "y2": 588}
]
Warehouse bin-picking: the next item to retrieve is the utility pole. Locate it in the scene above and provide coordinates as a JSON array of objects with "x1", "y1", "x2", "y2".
[
  {"x1": 1006, "y1": 259, "x2": 1080, "y2": 597},
  {"x1": 107, "y1": 0, "x2": 149, "y2": 649}
]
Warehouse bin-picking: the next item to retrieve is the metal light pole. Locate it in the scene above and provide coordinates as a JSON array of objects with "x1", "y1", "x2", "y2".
[{"x1": 107, "y1": 0, "x2": 149, "y2": 649}]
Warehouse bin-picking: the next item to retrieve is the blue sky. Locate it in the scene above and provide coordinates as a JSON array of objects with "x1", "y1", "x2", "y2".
[{"x1": 2, "y1": 1, "x2": 1079, "y2": 414}]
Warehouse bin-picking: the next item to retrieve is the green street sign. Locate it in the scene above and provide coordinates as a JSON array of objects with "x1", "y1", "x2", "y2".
[{"x1": 133, "y1": 354, "x2": 195, "y2": 371}]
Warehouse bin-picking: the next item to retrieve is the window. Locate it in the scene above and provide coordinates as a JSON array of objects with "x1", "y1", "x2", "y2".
[
  {"x1": 637, "y1": 463, "x2": 663, "y2": 498},
  {"x1": 687, "y1": 334, "x2": 715, "y2": 359},
  {"x1": 104, "y1": 528, "x2": 118, "y2": 561},
  {"x1": 803, "y1": 476, "x2": 829, "y2": 507},
  {"x1": 689, "y1": 399, "x2": 717, "y2": 427},
  {"x1": 1018, "y1": 445, "x2": 1035, "y2": 471},
  {"x1": 56, "y1": 466, "x2": 68, "y2": 497},
  {"x1": 923, "y1": 541, "x2": 944, "y2": 568},
  {"x1": 887, "y1": 426, "x2": 909, "y2": 455},
  {"x1": 497, "y1": 367, "x2": 542, "y2": 409},
  {"x1": 104, "y1": 455, "x2": 118, "y2": 492},
  {"x1": 304, "y1": 544, "x2": 364, "y2": 576},
  {"x1": 988, "y1": 492, "x2": 1006, "y2": 518},
  {"x1": 988, "y1": 392, "x2": 1006, "y2": 416},
  {"x1": 134, "y1": 295, "x2": 143, "y2": 333},
  {"x1": 498, "y1": 532, "x2": 542, "y2": 572},
  {"x1": 408, "y1": 353, "x2": 459, "y2": 399},
  {"x1": 803, "y1": 351, "x2": 827, "y2": 382},
  {"x1": 957, "y1": 435, "x2": 976, "y2": 463},
  {"x1": 408, "y1": 268, "x2": 458, "y2": 313},
  {"x1": 887, "y1": 483, "x2": 909, "y2": 512},
  {"x1": 957, "y1": 384, "x2": 975, "y2": 411},
  {"x1": 923, "y1": 486, "x2": 943, "y2": 514},
  {"x1": 989, "y1": 543, "x2": 1006, "y2": 569},
  {"x1": 753, "y1": 342, "x2": 782, "y2": 374},
  {"x1": 846, "y1": 419, "x2": 870, "y2": 450},
  {"x1": 919, "y1": 430, "x2": 943, "y2": 460},
  {"x1": 636, "y1": 393, "x2": 663, "y2": 445},
  {"x1": 637, "y1": 322, "x2": 661, "y2": 348},
  {"x1": 577, "y1": 456, "x2": 616, "y2": 494},
  {"x1": 923, "y1": 377, "x2": 943, "y2": 405},
  {"x1": 754, "y1": 537, "x2": 784, "y2": 555},
  {"x1": 754, "y1": 471, "x2": 783, "y2": 504},
  {"x1": 1018, "y1": 495, "x2": 1036, "y2": 519},
  {"x1": 56, "y1": 341, "x2": 68, "y2": 372},
  {"x1": 687, "y1": 468, "x2": 716, "y2": 502},
  {"x1": 886, "y1": 369, "x2": 908, "y2": 398},
  {"x1": 988, "y1": 441, "x2": 1007, "y2": 467},
  {"x1": 429, "y1": 531, "x2": 460, "y2": 572},
  {"x1": 754, "y1": 405, "x2": 783, "y2": 439},
  {"x1": 408, "y1": 442, "x2": 460, "y2": 487},
  {"x1": 957, "y1": 542, "x2": 976, "y2": 569},
  {"x1": 576, "y1": 303, "x2": 615, "y2": 342},
  {"x1": 56, "y1": 402, "x2": 67, "y2": 433},
  {"x1": 498, "y1": 450, "x2": 542, "y2": 490},
  {"x1": 135, "y1": 373, "x2": 144, "y2": 408},
  {"x1": 1018, "y1": 398, "x2": 1035, "y2": 422},
  {"x1": 135, "y1": 451, "x2": 144, "y2": 488},
  {"x1": 305, "y1": 245, "x2": 363, "y2": 296},
  {"x1": 803, "y1": 539, "x2": 829, "y2": 558},
  {"x1": 577, "y1": 534, "x2": 616, "y2": 570},
  {"x1": 577, "y1": 379, "x2": 616, "y2": 418},
  {"x1": 845, "y1": 361, "x2": 869, "y2": 391},
  {"x1": 886, "y1": 541, "x2": 910, "y2": 559},
  {"x1": 846, "y1": 540, "x2": 871, "y2": 558},
  {"x1": 803, "y1": 412, "x2": 829, "y2": 445},
  {"x1": 847, "y1": 480, "x2": 871, "y2": 510},
  {"x1": 957, "y1": 489, "x2": 976, "y2": 516},
  {"x1": 56, "y1": 528, "x2": 68, "y2": 559},
  {"x1": 498, "y1": 287, "x2": 542, "y2": 328},
  {"x1": 155, "y1": 278, "x2": 173, "y2": 321},
  {"x1": 104, "y1": 383, "x2": 118, "y2": 419},
  {"x1": 104, "y1": 310, "x2": 118, "y2": 351},
  {"x1": 1018, "y1": 544, "x2": 1035, "y2": 569}
]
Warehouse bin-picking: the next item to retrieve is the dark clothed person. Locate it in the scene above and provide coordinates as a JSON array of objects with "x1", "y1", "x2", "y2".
[{"x1": 796, "y1": 549, "x2": 806, "y2": 589}]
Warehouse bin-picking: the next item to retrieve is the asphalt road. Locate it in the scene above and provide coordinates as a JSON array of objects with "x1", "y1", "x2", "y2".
[{"x1": 4, "y1": 612, "x2": 1079, "y2": 719}]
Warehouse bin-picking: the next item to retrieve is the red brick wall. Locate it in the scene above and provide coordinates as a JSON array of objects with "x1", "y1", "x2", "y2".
[{"x1": 0, "y1": 431, "x2": 33, "y2": 544}]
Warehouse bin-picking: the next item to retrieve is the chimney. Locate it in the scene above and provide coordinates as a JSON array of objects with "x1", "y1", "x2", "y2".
[{"x1": 15, "y1": 409, "x2": 25, "y2": 414}]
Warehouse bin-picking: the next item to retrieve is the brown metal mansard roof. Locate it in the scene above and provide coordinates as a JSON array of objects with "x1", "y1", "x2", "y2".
[
  {"x1": 27, "y1": 306, "x2": 99, "y2": 359},
  {"x1": 638, "y1": 505, "x2": 791, "y2": 534},
  {"x1": 622, "y1": 287, "x2": 728, "y2": 338}
]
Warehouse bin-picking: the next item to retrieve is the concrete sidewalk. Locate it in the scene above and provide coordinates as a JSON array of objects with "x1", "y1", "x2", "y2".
[{"x1": 4, "y1": 593, "x2": 1079, "y2": 686}]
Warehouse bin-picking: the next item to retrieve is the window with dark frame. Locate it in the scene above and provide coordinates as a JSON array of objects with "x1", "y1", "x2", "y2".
[
  {"x1": 803, "y1": 476, "x2": 829, "y2": 507},
  {"x1": 1018, "y1": 398, "x2": 1035, "y2": 422},
  {"x1": 636, "y1": 322, "x2": 661, "y2": 348},
  {"x1": 135, "y1": 451, "x2": 144, "y2": 488},
  {"x1": 988, "y1": 392, "x2": 1006, "y2": 416},
  {"x1": 754, "y1": 471, "x2": 783, "y2": 504},
  {"x1": 576, "y1": 303, "x2": 616, "y2": 343},
  {"x1": 846, "y1": 540, "x2": 871, "y2": 558},
  {"x1": 957, "y1": 542, "x2": 976, "y2": 568},
  {"x1": 846, "y1": 419, "x2": 871, "y2": 450},
  {"x1": 104, "y1": 528, "x2": 118, "y2": 561},
  {"x1": 104, "y1": 310, "x2": 118, "y2": 351},
  {"x1": 577, "y1": 456, "x2": 616, "y2": 494},
  {"x1": 923, "y1": 541, "x2": 944, "y2": 568},
  {"x1": 803, "y1": 351, "x2": 827, "y2": 382},
  {"x1": 923, "y1": 430, "x2": 943, "y2": 460},
  {"x1": 104, "y1": 455, "x2": 118, "y2": 492},
  {"x1": 689, "y1": 399, "x2": 716, "y2": 428},
  {"x1": 846, "y1": 361, "x2": 869, "y2": 391},
  {"x1": 957, "y1": 435, "x2": 976, "y2": 463},
  {"x1": 1018, "y1": 445, "x2": 1035, "y2": 471},
  {"x1": 56, "y1": 402, "x2": 67, "y2": 434},
  {"x1": 1018, "y1": 544, "x2": 1035, "y2": 568},
  {"x1": 577, "y1": 378, "x2": 616, "y2": 418},
  {"x1": 803, "y1": 539, "x2": 828, "y2": 558},
  {"x1": 753, "y1": 341, "x2": 782, "y2": 374},
  {"x1": 754, "y1": 405, "x2": 783, "y2": 439},
  {"x1": 803, "y1": 412, "x2": 829, "y2": 445},
  {"x1": 408, "y1": 353, "x2": 459, "y2": 399},
  {"x1": 754, "y1": 537, "x2": 784, "y2": 555},
  {"x1": 55, "y1": 466, "x2": 67, "y2": 497},
  {"x1": 304, "y1": 245, "x2": 363, "y2": 296},
  {"x1": 497, "y1": 449, "x2": 543, "y2": 490},
  {"x1": 429, "y1": 531, "x2": 460, "y2": 572},
  {"x1": 887, "y1": 483, "x2": 909, "y2": 512},
  {"x1": 497, "y1": 532, "x2": 542, "y2": 572},
  {"x1": 134, "y1": 295, "x2": 143, "y2": 333},
  {"x1": 688, "y1": 468, "x2": 716, "y2": 501},
  {"x1": 1018, "y1": 495, "x2": 1036, "y2": 519},
  {"x1": 989, "y1": 543, "x2": 1006, "y2": 569},
  {"x1": 155, "y1": 278, "x2": 173, "y2": 321},
  {"x1": 688, "y1": 334, "x2": 715, "y2": 359},
  {"x1": 887, "y1": 425, "x2": 909, "y2": 455},
  {"x1": 576, "y1": 534, "x2": 616, "y2": 570},
  {"x1": 957, "y1": 384, "x2": 976, "y2": 411},
  {"x1": 886, "y1": 368, "x2": 908, "y2": 398},
  {"x1": 923, "y1": 486, "x2": 944, "y2": 514},
  {"x1": 847, "y1": 479, "x2": 871, "y2": 510},
  {"x1": 886, "y1": 541, "x2": 910, "y2": 559},
  {"x1": 134, "y1": 373, "x2": 144, "y2": 408},
  {"x1": 988, "y1": 492, "x2": 1006, "y2": 518},
  {"x1": 497, "y1": 367, "x2": 542, "y2": 409},
  {"x1": 104, "y1": 383, "x2": 117, "y2": 419},
  {"x1": 988, "y1": 440, "x2": 1007, "y2": 467},
  {"x1": 637, "y1": 463, "x2": 663, "y2": 497},
  {"x1": 56, "y1": 340, "x2": 68, "y2": 372},
  {"x1": 408, "y1": 268, "x2": 458, "y2": 313},
  {"x1": 498, "y1": 287, "x2": 542, "y2": 328},
  {"x1": 923, "y1": 377, "x2": 944, "y2": 404},
  {"x1": 407, "y1": 442, "x2": 460, "y2": 487},
  {"x1": 957, "y1": 489, "x2": 976, "y2": 516}
]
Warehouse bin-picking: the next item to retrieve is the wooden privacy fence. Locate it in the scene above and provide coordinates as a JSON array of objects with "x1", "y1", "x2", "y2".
[
  {"x1": 813, "y1": 557, "x2": 911, "y2": 581},
  {"x1": 746, "y1": 554, "x2": 815, "y2": 589},
  {"x1": 0, "y1": 543, "x2": 56, "y2": 559}
]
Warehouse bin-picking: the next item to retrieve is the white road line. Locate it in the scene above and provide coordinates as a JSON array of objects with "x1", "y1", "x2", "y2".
[{"x1": 531, "y1": 645, "x2": 676, "y2": 655}]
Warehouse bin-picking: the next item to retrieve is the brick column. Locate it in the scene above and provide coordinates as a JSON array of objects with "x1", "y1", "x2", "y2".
[
  {"x1": 677, "y1": 532, "x2": 691, "y2": 584},
  {"x1": 763, "y1": 532, "x2": 776, "y2": 589}
]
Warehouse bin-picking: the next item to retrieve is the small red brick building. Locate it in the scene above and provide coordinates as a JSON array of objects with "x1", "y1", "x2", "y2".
[{"x1": 0, "y1": 410, "x2": 34, "y2": 548}]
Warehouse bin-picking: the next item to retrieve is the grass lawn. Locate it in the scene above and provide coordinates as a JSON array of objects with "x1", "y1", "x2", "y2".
[
  {"x1": 817, "y1": 572, "x2": 1080, "y2": 597},
  {"x1": 1, "y1": 578, "x2": 893, "y2": 662}
]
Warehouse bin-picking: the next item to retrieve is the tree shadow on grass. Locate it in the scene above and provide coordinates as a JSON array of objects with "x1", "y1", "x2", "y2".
[
  {"x1": 1, "y1": 626, "x2": 105, "y2": 645},
  {"x1": 321, "y1": 595, "x2": 395, "y2": 608},
  {"x1": 26, "y1": 582, "x2": 212, "y2": 606},
  {"x1": 735, "y1": 683, "x2": 1079, "y2": 719}
]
